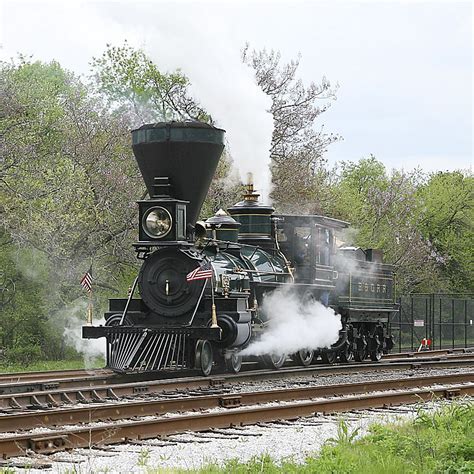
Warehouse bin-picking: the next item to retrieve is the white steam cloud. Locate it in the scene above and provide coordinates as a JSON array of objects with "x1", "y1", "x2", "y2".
[
  {"x1": 241, "y1": 286, "x2": 342, "y2": 356},
  {"x1": 63, "y1": 300, "x2": 105, "y2": 370},
  {"x1": 101, "y1": 4, "x2": 275, "y2": 202}
]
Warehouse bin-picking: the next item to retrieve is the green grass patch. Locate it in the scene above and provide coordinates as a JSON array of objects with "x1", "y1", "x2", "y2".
[
  {"x1": 301, "y1": 401, "x2": 474, "y2": 474},
  {"x1": 0, "y1": 357, "x2": 105, "y2": 374},
  {"x1": 144, "y1": 400, "x2": 473, "y2": 473}
]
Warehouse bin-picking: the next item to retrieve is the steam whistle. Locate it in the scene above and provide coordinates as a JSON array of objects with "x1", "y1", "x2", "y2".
[{"x1": 243, "y1": 172, "x2": 260, "y2": 202}]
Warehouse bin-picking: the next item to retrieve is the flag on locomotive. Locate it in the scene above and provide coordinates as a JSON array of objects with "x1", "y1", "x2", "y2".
[
  {"x1": 186, "y1": 266, "x2": 213, "y2": 282},
  {"x1": 80, "y1": 266, "x2": 92, "y2": 292}
]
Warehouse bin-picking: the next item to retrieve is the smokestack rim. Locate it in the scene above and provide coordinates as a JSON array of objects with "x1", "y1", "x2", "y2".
[{"x1": 132, "y1": 121, "x2": 225, "y2": 146}]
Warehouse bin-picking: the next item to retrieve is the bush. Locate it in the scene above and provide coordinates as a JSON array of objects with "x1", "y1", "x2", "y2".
[{"x1": 6, "y1": 343, "x2": 42, "y2": 364}]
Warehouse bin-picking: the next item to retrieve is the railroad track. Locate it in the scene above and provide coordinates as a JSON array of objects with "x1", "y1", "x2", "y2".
[
  {"x1": 1, "y1": 353, "x2": 474, "y2": 408},
  {"x1": 0, "y1": 371, "x2": 472, "y2": 458},
  {"x1": 0, "y1": 368, "x2": 113, "y2": 384},
  {"x1": 383, "y1": 347, "x2": 474, "y2": 359},
  {"x1": 1, "y1": 347, "x2": 472, "y2": 386},
  {"x1": 0, "y1": 352, "x2": 474, "y2": 398}
]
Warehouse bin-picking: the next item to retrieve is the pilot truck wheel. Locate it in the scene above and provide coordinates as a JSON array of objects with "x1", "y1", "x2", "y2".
[{"x1": 195, "y1": 340, "x2": 213, "y2": 376}]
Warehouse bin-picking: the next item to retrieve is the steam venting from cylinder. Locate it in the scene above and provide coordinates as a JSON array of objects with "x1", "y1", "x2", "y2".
[{"x1": 131, "y1": 122, "x2": 226, "y2": 225}]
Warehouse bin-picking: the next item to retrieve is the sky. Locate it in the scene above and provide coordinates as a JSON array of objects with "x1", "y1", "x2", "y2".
[{"x1": 0, "y1": 0, "x2": 472, "y2": 175}]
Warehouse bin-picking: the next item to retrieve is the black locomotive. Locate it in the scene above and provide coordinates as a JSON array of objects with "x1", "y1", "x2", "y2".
[{"x1": 83, "y1": 121, "x2": 397, "y2": 375}]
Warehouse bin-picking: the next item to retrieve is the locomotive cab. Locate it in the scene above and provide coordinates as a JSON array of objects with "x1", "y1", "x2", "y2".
[{"x1": 273, "y1": 214, "x2": 348, "y2": 303}]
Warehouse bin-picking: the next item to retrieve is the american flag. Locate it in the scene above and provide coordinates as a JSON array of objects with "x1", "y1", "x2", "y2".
[
  {"x1": 80, "y1": 266, "x2": 93, "y2": 292},
  {"x1": 186, "y1": 265, "x2": 213, "y2": 282}
]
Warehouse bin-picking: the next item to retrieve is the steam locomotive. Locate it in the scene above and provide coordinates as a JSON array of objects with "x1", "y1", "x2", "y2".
[{"x1": 83, "y1": 121, "x2": 397, "y2": 375}]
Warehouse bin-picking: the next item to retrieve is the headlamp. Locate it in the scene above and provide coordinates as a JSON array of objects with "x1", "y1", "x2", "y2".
[{"x1": 143, "y1": 207, "x2": 172, "y2": 238}]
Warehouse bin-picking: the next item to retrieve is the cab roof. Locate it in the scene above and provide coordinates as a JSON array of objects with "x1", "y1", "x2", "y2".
[{"x1": 274, "y1": 214, "x2": 350, "y2": 229}]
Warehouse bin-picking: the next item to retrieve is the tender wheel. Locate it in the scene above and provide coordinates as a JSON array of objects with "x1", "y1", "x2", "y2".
[
  {"x1": 370, "y1": 350, "x2": 383, "y2": 361},
  {"x1": 339, "y1": 345, "x2": 354, "y2": 363},
  {"x1": 195, "y1": 340, "x2": 213, "y2": 376},
  {"x1": 261, "y1": 353, "x2": 287, "y2": 369},
  {"x1": 294, "y1": 349, "x2": 314, "y2": 367},
  {"x1": 354, "y1": 349, "x2": 367, "y2": 362},
  {"x1": 321, "y1": 351, "x2": 337, "y2": 364},
  {"x1": 225, "y1": 353, "x2": 242, "y2": 374}
]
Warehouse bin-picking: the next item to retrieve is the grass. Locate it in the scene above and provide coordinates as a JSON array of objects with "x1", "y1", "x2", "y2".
[
  {"x1": 0, "y1": 357, "x2": 105, "y2": 374},
  {"x1": 140, "y1": 400, "x2": 473, "y2": 473}
]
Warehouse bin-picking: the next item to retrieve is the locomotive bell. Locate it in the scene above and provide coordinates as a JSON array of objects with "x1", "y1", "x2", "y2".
[{"x1": 194, "y1": 221, "x2": 208, "y2": 240}]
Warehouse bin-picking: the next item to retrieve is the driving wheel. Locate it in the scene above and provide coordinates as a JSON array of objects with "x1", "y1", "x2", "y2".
[
  {"x1": 321, "y1": 351, "x2": 337, "y2": 364},
  {"x1": 294, "y1": 349, "x2": 314, "y2": 367},
  {"x1": 261, "y1": 353, "x2": 287, "y2": 369},
  {"x1": 225, "y1": 352, "x2": 243, "y2": 373}
]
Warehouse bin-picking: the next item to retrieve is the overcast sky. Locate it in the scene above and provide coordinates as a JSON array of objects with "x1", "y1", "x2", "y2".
[{"x1": 1, "y1": 0, "x2": 472, "y2": 173}]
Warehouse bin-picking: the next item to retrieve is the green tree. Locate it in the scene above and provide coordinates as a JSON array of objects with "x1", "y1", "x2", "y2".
[
  {"x1": 417, "y1": 171, "x2": 473, "y2": 292},
  {"x1": 0, "y1": 234, "x2": 49, "y2": 363},
  {"x1": 0, "y1": 57, "x2": 145, "y2": 362},
  {"x1": 243, "y1": 46, "x2": 339, "y2": 212},
  {"x1": 1, "y1": 58, "x2": 142, "y2": 289},
  {"x1": 333, "y1": 157, "x2": 442, "y2": 293},
  {"x1": 90, "y1": 41, "x2": 209, "y2": 126}
]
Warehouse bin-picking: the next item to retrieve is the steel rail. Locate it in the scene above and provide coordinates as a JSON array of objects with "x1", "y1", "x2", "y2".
[
  {"x1": 0, "y1": 372, "x2": 472, "y2": 432},
  {"x1": 0, "y1": 383, "x2": 472, "y2": 458},
  {"x1": 1, "y1": 347, "x2": 472, "y2": 386},
  {"x1": 1, "y1": 356, "x2": 474, "y2": 407},
  {"x1": 1, "y1": 351, "x2": 472, "y2": 395},
  {"x1": 0, "y1": 368, "x2": 112, "y2": 384},
  {"x1": 0, "y1": 371, "x2": 161, "y2": 396},
  {"x1": 383, "y1": 347, "x2": 474, "y2": 359}
]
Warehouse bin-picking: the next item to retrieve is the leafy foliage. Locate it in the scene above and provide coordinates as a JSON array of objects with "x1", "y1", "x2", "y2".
[
  {"x1": 331, "y1": 157, "x2": 473, "y2": 293},
  {"x1": 0, "y1": 57, "x2": 143, "y2": 362},
  {"x1": 243, "y1": 46, "x2": 339, "y2": 212},
  {"x1": 90, "y1": 41, "x2": 210, "y2": 126},
  {"x1": 417, "y1": 171, "x2": 473, "y2": 292}
]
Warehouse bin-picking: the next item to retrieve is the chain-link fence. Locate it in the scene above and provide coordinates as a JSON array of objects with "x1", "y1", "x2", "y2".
[{"x1": 390, "y1": 294, "x2": 473, "y2": 351}]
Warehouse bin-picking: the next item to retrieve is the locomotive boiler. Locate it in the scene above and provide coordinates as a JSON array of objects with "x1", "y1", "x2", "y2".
[{"x1": 83, "y1": 121, "x2": 397, "y2": 375}]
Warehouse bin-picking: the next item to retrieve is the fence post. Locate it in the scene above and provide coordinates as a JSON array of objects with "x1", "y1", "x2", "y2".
[
  {"x1": 430, "y1": 293, "x2": 435, "y2": 349},
  {"x1": 465, "y1": 298, "x2": 468, "y2": 348},
  {"x1": 452, "y1": 298, "x2": 455, "y2": 349},
  {"x1": 439, "y1": 296, "x2": 442, "y2": 349},
  {"x1": 425, "y1": 297, "x2": 429, "y2": 343},
  {"x1": 398, "y1": 296, "x2": 402, "y2": 353}
]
